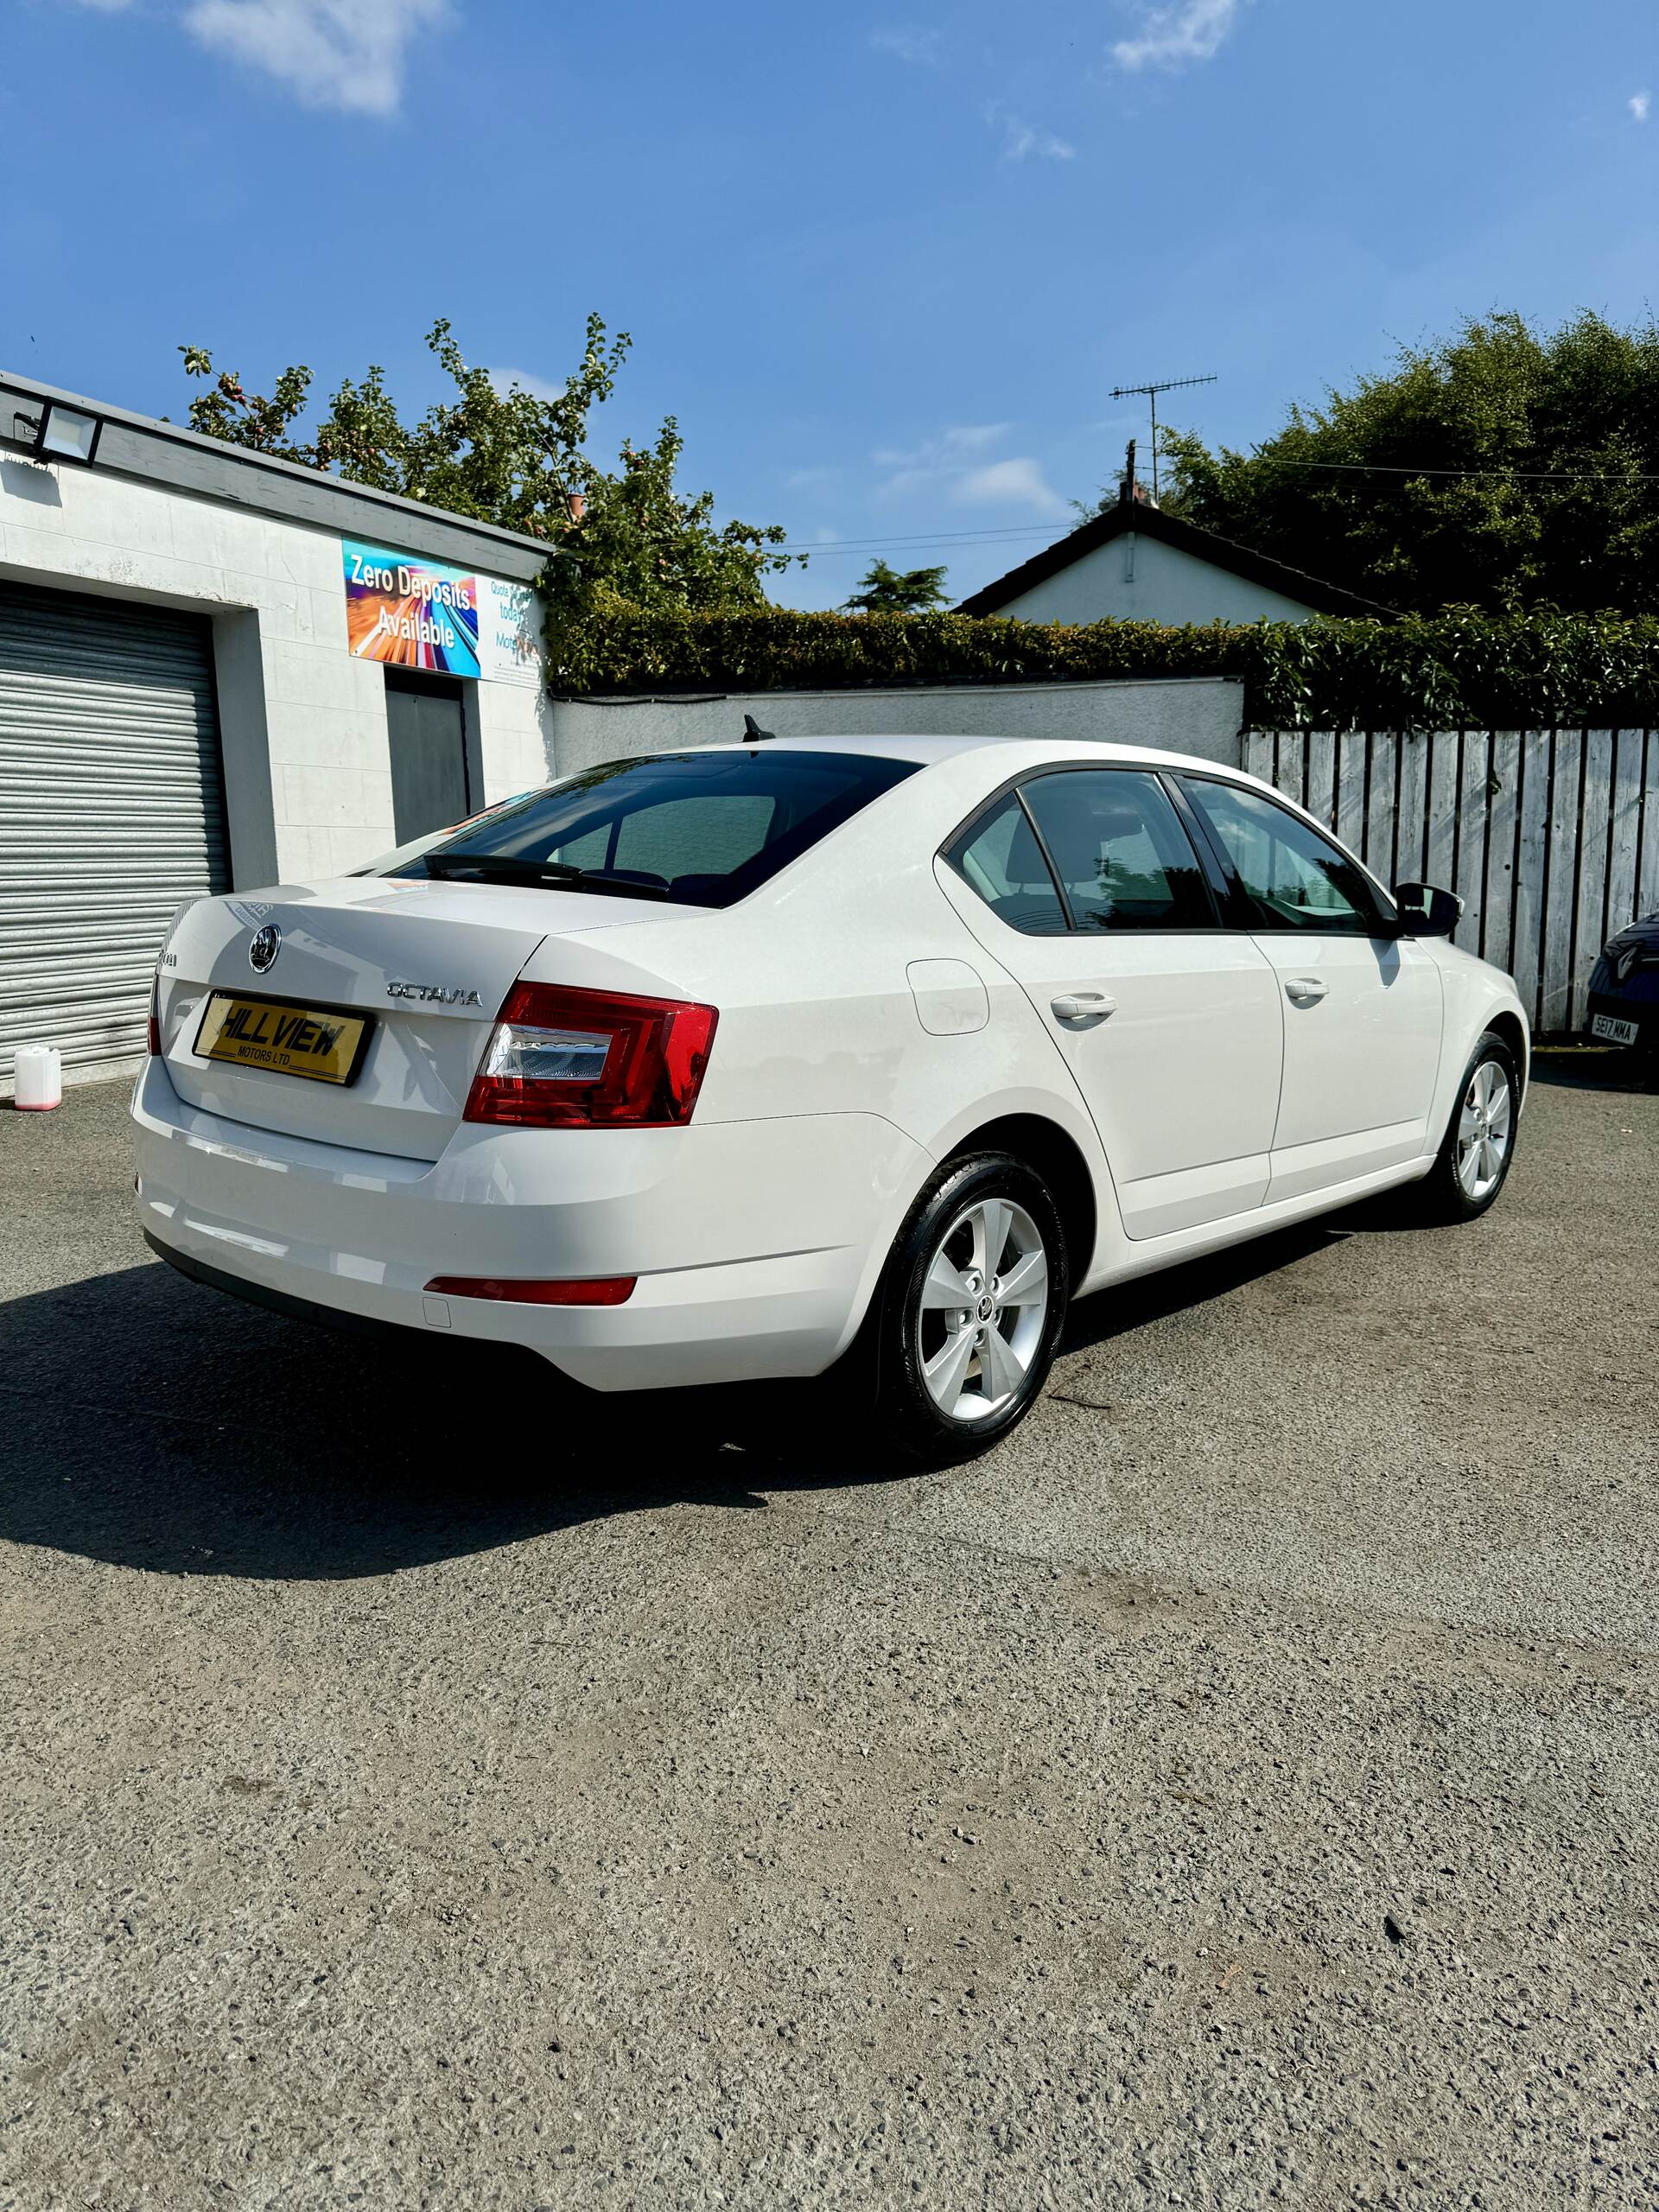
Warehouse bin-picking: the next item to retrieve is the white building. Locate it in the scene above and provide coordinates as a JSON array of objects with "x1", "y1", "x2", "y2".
[
  {"x1": 0, "y1": 372, "x2": 556, "y2": 1087},
  {"x1": 956, "y1": 488, "x2": 1389, "y2": 627}
]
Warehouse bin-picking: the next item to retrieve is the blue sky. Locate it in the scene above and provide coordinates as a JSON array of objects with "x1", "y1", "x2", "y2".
[{"x1": 3, "y1": 0, "x2": 1656, "y2": 607}]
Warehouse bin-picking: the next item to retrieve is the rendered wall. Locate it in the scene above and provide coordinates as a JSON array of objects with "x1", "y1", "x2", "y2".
[{"x1": 547, "y1": 677, "x2": 1246, "y2": 779}]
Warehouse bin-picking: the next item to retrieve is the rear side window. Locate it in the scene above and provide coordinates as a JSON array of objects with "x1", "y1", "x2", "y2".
[
  {"x1": 1021, "y1": 770, "x2": 1213, "y2": 931},
  {"x1": 388, "y1": 749, "x2": 918, "y2": 907},
  {"x1": 945, "y1": 793, "x2": 1069, "y2": 935},
  {"x1": 1179, "y1": 776, "x2": 1384, "y2": 936}
]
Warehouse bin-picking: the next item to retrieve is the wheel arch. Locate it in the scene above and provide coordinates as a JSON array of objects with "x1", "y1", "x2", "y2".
[
  {"x1": 941, "y1": 1111, "x2": 1100, "y2": 1288},
  {"x1": 1484, "y1": 1008, "x2": 1529, "y2": 1100}
]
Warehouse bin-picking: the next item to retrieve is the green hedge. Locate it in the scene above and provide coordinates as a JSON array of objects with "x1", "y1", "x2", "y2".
[{"x1": 546, "y1": 602, "x2": 1659, "y2": 730}]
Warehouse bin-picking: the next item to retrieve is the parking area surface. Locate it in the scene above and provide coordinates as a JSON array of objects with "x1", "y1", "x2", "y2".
[{"x1": 3, "y1": 1060, "x2": 1656, "y2": 2210}]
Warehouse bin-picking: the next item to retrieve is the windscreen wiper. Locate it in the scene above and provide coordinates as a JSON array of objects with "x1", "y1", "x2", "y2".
[{"x1": 423, "y1": 853, "x2": 669, "y2": 900}]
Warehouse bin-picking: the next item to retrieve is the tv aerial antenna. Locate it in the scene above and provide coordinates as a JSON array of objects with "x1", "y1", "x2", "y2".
[{"x1": 1109, "y1": 373, "x2": 1217, "y2": 502}]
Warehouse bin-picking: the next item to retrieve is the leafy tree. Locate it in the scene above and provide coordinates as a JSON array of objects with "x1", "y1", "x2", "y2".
[
  {"x1": 178, "y1": 319, "x2": 797, "y2": 622},
  {"x1": 841, "y1": 558, "x2": 951, "y2": 613},
  {"x1": 1125, "y1": 312, "x2": 1659, "y2": 615}
]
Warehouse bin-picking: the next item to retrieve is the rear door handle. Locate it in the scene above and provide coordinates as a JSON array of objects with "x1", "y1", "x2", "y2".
[
  {"x1": 1050, "y1": 991, "x2": 1116, "y2": 1022},
  {"x1": 1285, "y1": 976, "x2": 1328, "y2": 1004}
]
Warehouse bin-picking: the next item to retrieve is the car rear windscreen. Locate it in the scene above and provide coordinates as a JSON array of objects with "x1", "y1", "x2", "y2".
[{"x1": 388, "y1": 749, "x2": 919, "y2": 907}]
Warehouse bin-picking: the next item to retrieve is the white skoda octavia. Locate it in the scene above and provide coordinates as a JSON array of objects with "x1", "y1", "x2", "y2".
[{"x1": 133, "y1": 734, "x2": 1529, "y2": 1455}]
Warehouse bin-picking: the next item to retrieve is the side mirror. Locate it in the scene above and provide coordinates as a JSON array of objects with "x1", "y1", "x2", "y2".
[{"x1": 1395, "y1": 880, "x2": 1463, "y2": 938}]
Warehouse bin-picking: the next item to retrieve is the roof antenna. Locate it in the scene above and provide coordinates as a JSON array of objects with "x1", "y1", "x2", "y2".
[
  {"x1": 742, "y1": 714, "x2": 774, "y2": 743},
  {"x1": 1109, "y1": 372, "x2": 1217, "y2": 504}
]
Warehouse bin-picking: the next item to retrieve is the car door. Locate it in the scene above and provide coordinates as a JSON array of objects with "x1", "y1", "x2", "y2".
[
  {"x1": 938, "y1": 766, "x2": 1284, "y2": 1240},
  {"x1": 1176, "y1": 773, "x2": 1444, "y2": 1201}
]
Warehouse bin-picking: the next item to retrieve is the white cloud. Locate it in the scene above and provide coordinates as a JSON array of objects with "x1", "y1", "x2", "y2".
[
  {"x1": 988, "y1": 107, "x2": 1076, "y2": 162},
  {"x1": 1112, "y1": 0, "x2": 1243, "y2": 72},
  {"x1": 181, "y1": 0, "x2": 453, "y2": 116},
  {"x1": 870, "y1": 25, "x2": 941, "y2": 65},
  {"x1": 873, "y1": 423, "x2": 1010, "y2": 495},
  {"x1": 487, "y1": 366, "x2": 568, "y2": 404},
  {"x1": 874, "y1": 424, "x2": 1007, "y2": 470},
  {"x1": 1631, "y1": 91, "x2": 1651, "y2": 124},
  {"x1": 869, "y1": 425, "x2": 1062, "y2": 516},
  {"x1": 953, "y1": 457, "x2": 1067, "y2": 515}
]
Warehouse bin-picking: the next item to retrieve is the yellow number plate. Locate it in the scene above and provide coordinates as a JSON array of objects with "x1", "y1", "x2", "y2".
[{"x1": 194, "y1": 993, "x2": 371, "y2": 1085}]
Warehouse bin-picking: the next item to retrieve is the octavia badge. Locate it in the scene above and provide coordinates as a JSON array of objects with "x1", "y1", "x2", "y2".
[{"x1": 248, "y1": 923, "x2": 282, "y2": 973}]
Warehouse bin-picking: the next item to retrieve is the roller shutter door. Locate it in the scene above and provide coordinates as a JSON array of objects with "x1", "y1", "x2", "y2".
[{"x1": 0, "y1": 581, "x2": 228, "y2": 1088}]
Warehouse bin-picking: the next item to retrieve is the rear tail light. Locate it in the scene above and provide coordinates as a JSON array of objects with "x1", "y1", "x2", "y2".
[
  {"x1": 424, "y1": 1274, "x2": 635, "y2": 1306},
  {"x1": 463, "y1": 982, "x2": 718, "y2": 1129},
  {"x1": 147, "y1": 972, "x2": 162, "y2": 1057}
]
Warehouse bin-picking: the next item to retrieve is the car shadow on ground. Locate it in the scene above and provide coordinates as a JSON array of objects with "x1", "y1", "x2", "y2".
[
  {"x1": 0, "y1": 1216, "x2": 1364, "y2": 1582},
  {"x1": 1528, "y1": 1046, "x2": 1658, "y2": 1095},
  {"x1": 12, "y1": 1046, "x2": 1630, "y2": 1586},
  {"x1": 0, "y1": 1254, "x2": 846, "y2": 1581}
]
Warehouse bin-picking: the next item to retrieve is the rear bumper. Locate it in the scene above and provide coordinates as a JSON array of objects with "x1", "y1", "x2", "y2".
[{"x1": 130, "y1": 1056, "x2": 925, "y2": 1391}]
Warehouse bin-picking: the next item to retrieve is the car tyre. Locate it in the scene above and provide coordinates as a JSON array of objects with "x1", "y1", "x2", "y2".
[
  {"x1": 1415, "y1": 1029, "x2": 1521, "y2": 1224},
  {"x1": 866, "y1": 1150, "x2": 1071, "y2": 1463}
]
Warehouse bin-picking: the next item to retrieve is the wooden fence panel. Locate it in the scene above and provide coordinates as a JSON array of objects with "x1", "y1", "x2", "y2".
[
  {"x1": 1336, "y1": 730, "x2": 1368, "y2": 856},
  {"x1": 1254, "y1": 722, "x2": 1657, "y2": 1032},
  {"x1": 1539, "y1": 730, "x2": 1583, "y2": 1033},
  {"x1": 1276, "y1": 730, "x2": 1306, "y2": 810},
  {"x1": 1455, "y1": 731, "x2": 1490, "y2": 960},
  {"x1": 1510, "y1": 732, "x2": 1552, "y2": 1026},
  {"x1": 1395, "y1": 731, "x2": 1429, "y2": 883},
  {"x1": 1570, "y1": 731, "x2": 1614, "y2": 1027},
  {"x1": 1305, "y1": 731, "x2": 1337, "y2": 830},
  {"x1": 1637, "y1": 731, "x2": 1659, "y2": 920},
  {"x1": 1245, "y1": 731, "x2": 1274, "y2": 785},
  {"x1": 1366, "y1": 734, "x2": 1399, "y2": 880},
  {"x1": 1482, "y1": 734, "x2": 1520, "y2": 980},
  {"x1": 1605, "y1": 728, "x2": 1643, "y2": 941},
  {"x1": 1426, "y1": 733, "x2": 1460, "y2": 892}
]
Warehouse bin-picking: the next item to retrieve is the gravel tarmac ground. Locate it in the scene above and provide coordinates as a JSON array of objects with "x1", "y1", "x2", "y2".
[{"x1": 2, "y1": 1056, "x2": 1656, "y2": 2212}]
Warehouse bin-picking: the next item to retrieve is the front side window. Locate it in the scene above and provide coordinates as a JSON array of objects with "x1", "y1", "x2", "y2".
[
  {"x1": 1020, "y1": 770, "x2": 1214, "y2": 932},
  {"x1": 1179, "y1": 777, "x2": 1385, "y2": 936},
  {"x1": 384, "y1": 749, "x2": 918, "y2": 907}
]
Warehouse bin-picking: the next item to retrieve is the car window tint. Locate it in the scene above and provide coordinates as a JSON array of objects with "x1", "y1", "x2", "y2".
[
  {"x1": 1020, "y1": 770, "x2": 1213, "y2": 931},
  {"x1": 1180, "y1": 778, "x2": 1381, "y2": 936},
  {"x1": 946, "y1": 794, "x2": 1069, "y2": 935}
]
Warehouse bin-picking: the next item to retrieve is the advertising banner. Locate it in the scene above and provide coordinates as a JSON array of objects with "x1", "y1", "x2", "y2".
[
  {"x1": 342, "y1": 541, "x2": 539, "y2": 687},
  {"x1": 476, "y1": 575, "x2": 541, "y2": 689}
]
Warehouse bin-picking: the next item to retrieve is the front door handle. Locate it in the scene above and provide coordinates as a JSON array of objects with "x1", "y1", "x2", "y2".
[
  {"x1": 1051, "y1": 991, "x2": 1116, "y2": 1022},
  {"x1": 1285, "y1": 976, "x2": 1328, "y2": 1004}
]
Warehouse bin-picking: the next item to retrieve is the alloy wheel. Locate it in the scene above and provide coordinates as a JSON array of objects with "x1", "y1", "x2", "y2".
[
  {"x1": 1455, "y1": 1058, "x2": 1513, "y2": 1201},
  {"x1": 914, "y1": 1195, "x2": 1050, "y2": 1424}
]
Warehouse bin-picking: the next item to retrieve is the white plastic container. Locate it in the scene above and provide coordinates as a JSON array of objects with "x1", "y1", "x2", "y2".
[{"x1": 12, "y1": 1044, "x2": 62, "y2": 1111}]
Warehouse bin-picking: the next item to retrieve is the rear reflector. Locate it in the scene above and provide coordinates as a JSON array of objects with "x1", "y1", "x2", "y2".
[
  {"x1": 423, "y1": 1274, "x2": 637, "y2": 1306},
  {"x1": 147, "y1": 972, "x2": 162, "y2": 1058},
  {"x1": 464, "y1": 981, "x2": 717, "y2": 1129}
]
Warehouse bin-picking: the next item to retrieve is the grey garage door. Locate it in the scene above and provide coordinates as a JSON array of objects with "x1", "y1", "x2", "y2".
[{"x1": 0, "y1": 581, "x2": 228, "y2": 1089}]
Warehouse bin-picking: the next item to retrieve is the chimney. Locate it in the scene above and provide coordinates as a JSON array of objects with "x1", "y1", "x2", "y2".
[
  {"x1": 567, "y1": 492, "x2": 587, "y2": 524},
  {"x1": 1119, "y1": 437, "x2": 1152, "y2": 508}
]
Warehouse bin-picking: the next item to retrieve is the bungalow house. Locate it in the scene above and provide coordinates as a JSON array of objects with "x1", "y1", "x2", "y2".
[{"x1": 956, "y1": 483, "x2": 1390, "y2": 626}]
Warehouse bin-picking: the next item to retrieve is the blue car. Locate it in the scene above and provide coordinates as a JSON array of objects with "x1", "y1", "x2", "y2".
[{"x1": 1586, "y1": 911, "x2": 1659, "y2": 1052}]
